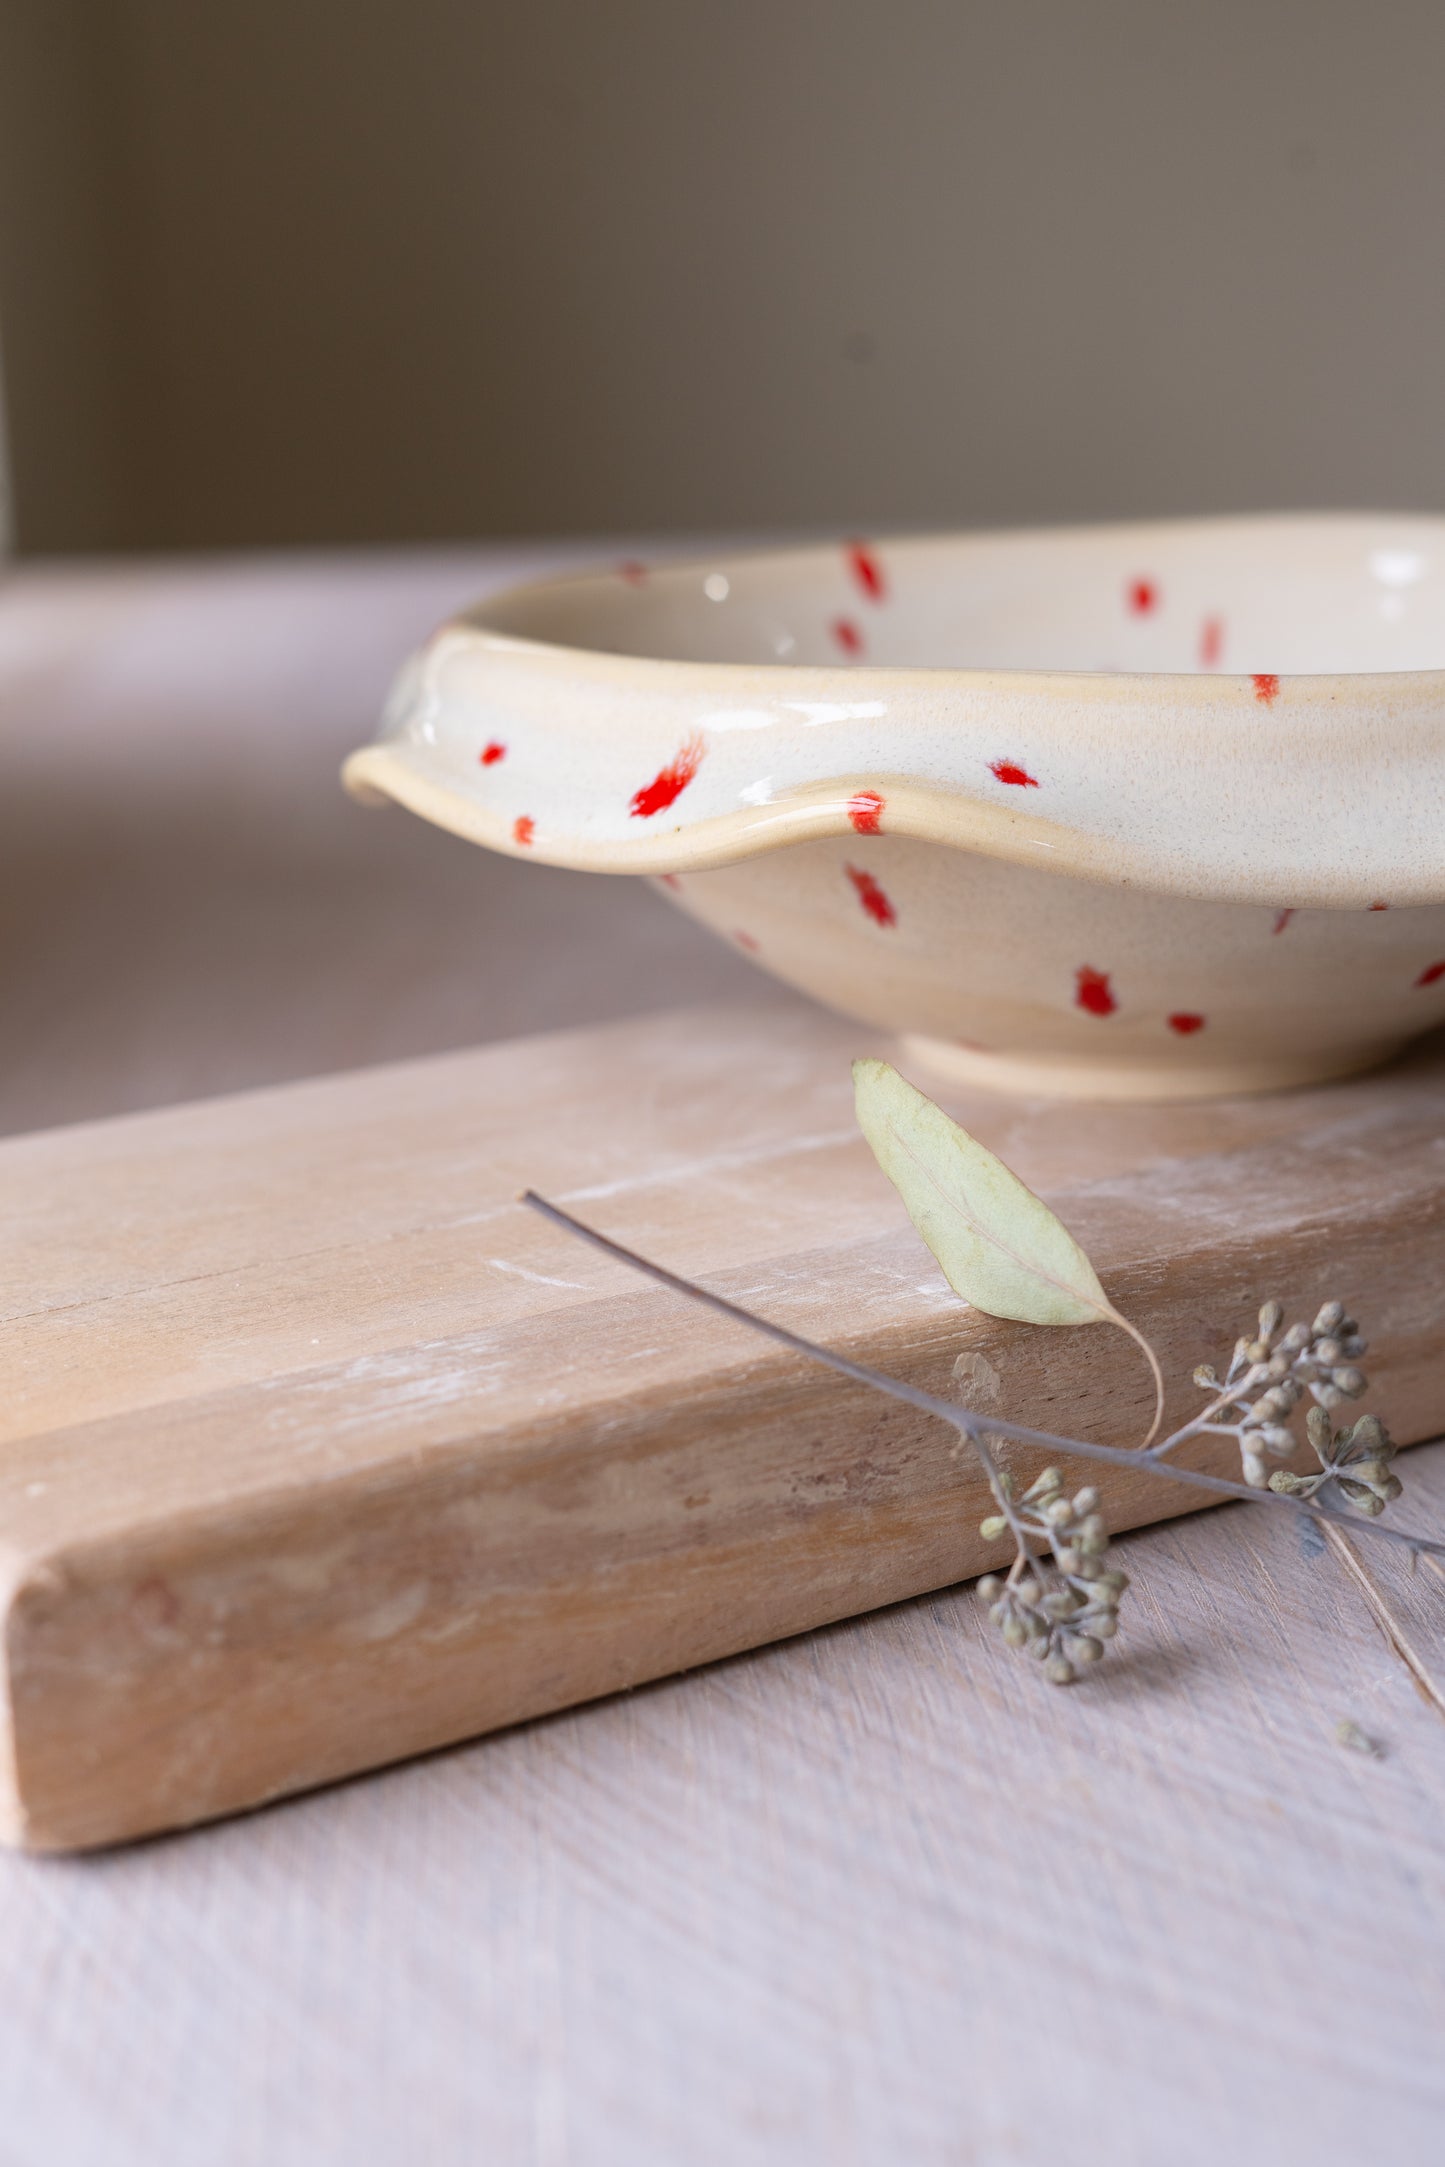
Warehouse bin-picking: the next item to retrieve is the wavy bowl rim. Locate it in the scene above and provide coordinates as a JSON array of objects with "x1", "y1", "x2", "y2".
[{"x1": 344, "y1": 515, "x2": 1445, "y2": 907}]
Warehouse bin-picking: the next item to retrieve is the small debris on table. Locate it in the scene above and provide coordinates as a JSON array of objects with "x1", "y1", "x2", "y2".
[{"x1": 1334, "y1": 1719, "x2": 1384, "y2": 1758}]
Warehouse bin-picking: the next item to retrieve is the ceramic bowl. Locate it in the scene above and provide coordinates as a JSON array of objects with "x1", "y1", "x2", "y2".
[{"x1": 344, "y1": 516, "x2": 1445, "y2": 1099}]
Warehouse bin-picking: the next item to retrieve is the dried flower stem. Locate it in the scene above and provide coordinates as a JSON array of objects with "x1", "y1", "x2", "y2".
[
  {"x1": 519, "y1": 1190, "x2": 1445, "y2": 1565},
  {"x1": 1148, "y1": 1298, "x2": 1384, "y2": 1500}
]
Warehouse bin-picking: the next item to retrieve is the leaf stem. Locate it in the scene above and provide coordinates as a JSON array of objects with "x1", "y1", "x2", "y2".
[
  {"x1": 518, "y1": 1191, "x2": 1445, "y2": 1564},
  {"x1": 1105, "y1": 1308, "x2": 1165, "y2": 1448}
]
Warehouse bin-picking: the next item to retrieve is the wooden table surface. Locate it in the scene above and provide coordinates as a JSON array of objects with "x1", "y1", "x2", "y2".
[{"x1": 1, "y1": 548, "x2": 1442, "y2": 2163}]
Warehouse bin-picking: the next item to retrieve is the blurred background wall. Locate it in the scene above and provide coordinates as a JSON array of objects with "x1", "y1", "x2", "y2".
[{"x1": 3, "y1": 0, "x2": 1445, "y2": 556}]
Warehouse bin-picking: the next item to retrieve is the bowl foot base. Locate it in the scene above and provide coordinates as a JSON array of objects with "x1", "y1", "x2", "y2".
[{"x1": 895, "y1": 1033, "x2": 1402, "y2": 1103}]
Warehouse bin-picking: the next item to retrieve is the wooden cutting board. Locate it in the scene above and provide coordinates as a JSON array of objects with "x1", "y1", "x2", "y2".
[{"x1": 3, "y1": 1000, "x2": 1443, "y2": 1851}]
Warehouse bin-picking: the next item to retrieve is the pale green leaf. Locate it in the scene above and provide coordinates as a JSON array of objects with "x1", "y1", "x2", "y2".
[{"x1": 851, "y1": 1057, "x2": 1113, "y2": 1328}]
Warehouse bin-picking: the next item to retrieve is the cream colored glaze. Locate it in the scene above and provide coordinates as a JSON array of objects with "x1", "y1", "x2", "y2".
[{"x1": 344, "y1": 517, "x2": 1445, "y2": 1097}]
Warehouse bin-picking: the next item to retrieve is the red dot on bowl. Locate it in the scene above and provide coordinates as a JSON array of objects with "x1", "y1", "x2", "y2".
[
  {"x1": 1253, "y1": 672, "x2": 1280, "y2": 706},
  {"x1": 629, "y1": 734, "x2": 705, "y2": 819},
  {"x1": 831, "y1": 616, "x2": 864, "y2": 657},
  {"x1": 1075, "y1": 966, "x2": 1117, "y2": 1017},
  {"x1": 846, "y1": 864, "x2": 896, "y2": 927},
  {"x1": 733, "y1": 929, "x2": 760, "y2": 952},
  {"x1": 1272, "y1": 908, "x2": 1296, "y2": 935},
  {"x1": 1368, "y1": 900, "x2": 1389, "y2": 912},
  {"x1": 990, "y1": 759, "x2": 1040, "y2": 788},
  {"x1": 480, "y1": 740, "x2": 506, "y2": 766},
  {"x1": 512, "y1": 815, "x2": 535, "y2": 847},
  {"x1": 1199, "y1": 616, "x2": 1224, "y2": 667},
  {"x1": 1168, "y1": 1011, "x2": 1206, "y2": 1035},
  {"x1": 848, "y1": 789, "x2": 885, "y2": 834},
  {"x1": 1417, "y1": 959, "x2": 1445, "y2": 988},
  {"x1": 846, "y1": 541, "x2": 886, "y2": 603},
  {"x1": 1128, "y1": 578, "x2": 1158, "y2": 615}
]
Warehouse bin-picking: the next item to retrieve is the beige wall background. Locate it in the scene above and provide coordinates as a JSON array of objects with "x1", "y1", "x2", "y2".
[{"x1": 2, "y1": 0, "x2": 1444, "y2": 554}]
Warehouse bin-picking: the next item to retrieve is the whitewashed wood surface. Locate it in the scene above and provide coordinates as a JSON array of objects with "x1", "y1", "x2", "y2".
[
  {"x1": 0, "y1": 550, "x2": 1442, "y2": 2163},
  {"x1": 0, "y1": 1445, "x2": 1441, "y2": 2165}
]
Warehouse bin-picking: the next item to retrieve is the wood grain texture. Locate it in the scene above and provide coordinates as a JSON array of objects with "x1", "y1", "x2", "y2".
[
  {"x1": 1, "y1": 1440, "x2": 1442, "y2": 2166},
  {"x1": 3, "y1": 999, "x2": 1444, "y2": 1851}
]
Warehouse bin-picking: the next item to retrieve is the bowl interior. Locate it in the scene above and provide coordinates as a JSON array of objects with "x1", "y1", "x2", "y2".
[{"x1": 473, "y1": 516, "x2": 1445, "y2": 676}]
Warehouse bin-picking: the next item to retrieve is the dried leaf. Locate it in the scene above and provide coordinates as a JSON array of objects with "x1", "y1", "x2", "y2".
[
  {"x1": 852, "y1": 1059, "x2": 1111, "y2": 1325},
  {"x1": 852, "y1": 1058, "x2": 1163, "y2": 1441}
]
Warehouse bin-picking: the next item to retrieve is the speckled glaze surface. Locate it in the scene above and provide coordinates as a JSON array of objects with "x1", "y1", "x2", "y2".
[{"x1": 344, "y1": 517, "x2": 1445, "y2": 1098}]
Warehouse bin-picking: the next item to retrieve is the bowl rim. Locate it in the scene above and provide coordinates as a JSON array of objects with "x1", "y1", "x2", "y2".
[
  {"x1": 344, "y1": 514, "x2": 1445, "y2": 908},
  {"x1": 450, "y1": 510, "x2": 1445, "y2": 684}
]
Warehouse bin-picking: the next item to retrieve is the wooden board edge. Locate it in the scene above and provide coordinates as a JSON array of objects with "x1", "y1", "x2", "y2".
[{"x1": 0, "y1": 1326, "x2": 1435, "y2": 1853}]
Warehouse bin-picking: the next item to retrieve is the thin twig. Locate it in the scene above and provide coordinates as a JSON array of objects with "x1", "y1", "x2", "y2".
[
  {"x1": 1147, "y1": 1382, "x2": 1250, "y2": 1458},
  {"x1": 519, "y1": 1190, "x2": 1445, "y2": 1563}
]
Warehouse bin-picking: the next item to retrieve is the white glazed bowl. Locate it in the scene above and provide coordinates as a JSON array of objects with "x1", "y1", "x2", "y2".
[{"x1": 344, "y1": 517, "x2": 1445, "y2": 1098}]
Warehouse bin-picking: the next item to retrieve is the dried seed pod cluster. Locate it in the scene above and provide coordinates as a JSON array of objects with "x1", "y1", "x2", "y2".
[
  {"x1": 1192, "y1": 1298, "x2": 1371, "y2": 1489},
  {"x1": 977, "y1": 1467, "x2": 1128, "y2": 1685},
  {"x1": 969, "y1": 1291, "x2": 1397, "y2": 1689},
  {"x1": 1270, "y1": 1408, "x2": 1402, "y2": 1516}
]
